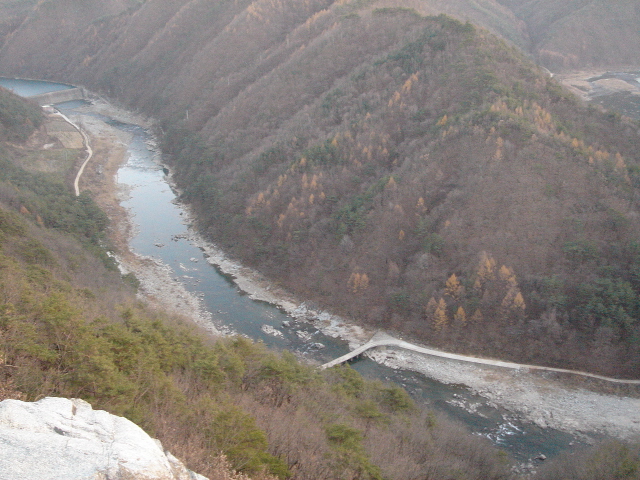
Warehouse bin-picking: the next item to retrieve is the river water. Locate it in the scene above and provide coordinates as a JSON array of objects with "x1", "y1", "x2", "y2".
[{"x1": 1, "y1": 76, "x2": 600, "y2": 466}]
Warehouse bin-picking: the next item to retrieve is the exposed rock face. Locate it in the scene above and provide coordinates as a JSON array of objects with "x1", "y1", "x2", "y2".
[{"x1": 0, "y1": 397, "x2": 208, "y2": 480}]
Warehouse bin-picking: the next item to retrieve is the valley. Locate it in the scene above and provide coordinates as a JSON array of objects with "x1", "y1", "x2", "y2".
[
  {"x1": 58, "y1": 84, "x2": 640, "y2": 451},
  {"x1": 1, "y1": 0, "x2": 640, "y2": 478}
]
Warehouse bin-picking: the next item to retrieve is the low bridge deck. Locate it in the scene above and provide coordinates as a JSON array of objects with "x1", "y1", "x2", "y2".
[{"x1": 321, "y1": 332, "x2": 640, "y2": 385}]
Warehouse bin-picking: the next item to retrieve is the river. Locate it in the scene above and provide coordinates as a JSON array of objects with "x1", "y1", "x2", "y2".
[
  {"x1": 2, "y1": 76, "x2": 611, "y2": 467},
  {"x1": 95, "y1": 111, "x2": 580, "y2": 464}
]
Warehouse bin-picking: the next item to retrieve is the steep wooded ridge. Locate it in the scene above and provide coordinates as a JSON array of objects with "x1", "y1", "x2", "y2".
[
  {"x1": 1, "y1": 0, "x2": 638, "y2": 77},
  {"x1": 0, "y1": 0, "x2": 639, "y2": 378}
]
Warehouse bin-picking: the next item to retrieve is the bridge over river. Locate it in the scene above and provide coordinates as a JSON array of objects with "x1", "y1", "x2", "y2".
[{"x1": 321, "y1": 331, "x2": 640, "y2": 385}]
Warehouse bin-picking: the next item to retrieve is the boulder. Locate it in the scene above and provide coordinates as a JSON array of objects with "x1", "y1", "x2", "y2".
[{"x1": 0, "y1": 397, "x2": 208, "y2": 480}]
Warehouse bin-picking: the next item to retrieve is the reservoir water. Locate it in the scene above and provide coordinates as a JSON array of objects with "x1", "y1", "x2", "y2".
[
  {"x1": 0, "y1": 77, "x2": 74, "y2": 97},
  {"x1": 0, "y1": 77, "x2": 593, "y2": 466}
]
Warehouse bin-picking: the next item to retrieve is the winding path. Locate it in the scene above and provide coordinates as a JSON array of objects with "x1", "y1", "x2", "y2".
[
  {"x1": 321, "y1": 332, "x2": 640, "y2": 385},
  {"x1": 53, "y1": 110, "x2": 92, "y2": 196}
]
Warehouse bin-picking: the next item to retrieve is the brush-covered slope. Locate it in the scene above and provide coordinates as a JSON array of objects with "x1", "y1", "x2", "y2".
[
  {"x1": 0, "y1": 86, "x2": 42, "y2": 141},
  {"x1": 1, "y1": 1, "x2": 639, "y2": 377}
]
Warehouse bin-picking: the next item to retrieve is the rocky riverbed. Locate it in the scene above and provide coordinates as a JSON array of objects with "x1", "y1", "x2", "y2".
[
  {"x1": 67, "y1": 99, "x2": 219, "y2": 336},
  {"x1": 367, "y1": 347, "x2": 640, "y2": 440},
  {"x1": 557, "y1": 69, "x2": 640, "y2": 102}
]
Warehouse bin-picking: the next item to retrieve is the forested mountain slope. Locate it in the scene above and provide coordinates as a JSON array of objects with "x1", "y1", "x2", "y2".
[
  {"x1": 1, "y1": 0, "x2": 636, "y2": 83},
  {"x1": 0, "y1": 0, "x2": 639, "y2": 377}
]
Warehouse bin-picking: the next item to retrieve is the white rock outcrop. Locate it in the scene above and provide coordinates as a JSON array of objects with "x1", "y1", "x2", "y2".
[{"x1": 0, "y1": 397, "x2": 208, "y2": 480}]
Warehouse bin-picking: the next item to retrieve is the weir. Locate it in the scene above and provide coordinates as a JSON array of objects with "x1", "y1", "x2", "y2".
[{"x1": 29, "y1": 87, "x2": 86, "y2": 106}]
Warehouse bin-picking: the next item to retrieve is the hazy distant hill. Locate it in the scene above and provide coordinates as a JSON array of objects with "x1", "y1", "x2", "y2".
[
  {"x1": 1, "y1": 0, "x2": 637, "y2": 77},
  {"x1": 0, "y1": 0, "x2": 639, "y2": 377},
  {"x1": 497, "y1": 0, "x2": 640, "y2": 70}
]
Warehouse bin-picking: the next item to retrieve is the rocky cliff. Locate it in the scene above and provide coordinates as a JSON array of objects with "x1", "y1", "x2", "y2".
[{"x1": 0, "y1": 397, "x2": 208, "y2": 480}]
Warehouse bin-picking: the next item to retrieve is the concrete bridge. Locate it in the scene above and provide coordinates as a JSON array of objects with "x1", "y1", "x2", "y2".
[
  {"x1": 29, "y1": 87, "x2": 87, "y2": 106},
  {"x1": 321, "y1": 331, "x2": 640, "y2": 385},
  {"x1": 321, "y1": 332, "x2": 401, "y2": 369}
]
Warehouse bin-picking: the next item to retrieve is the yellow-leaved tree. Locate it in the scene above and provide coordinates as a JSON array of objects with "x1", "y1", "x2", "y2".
[
  {"x1": 445, "y1": 273, "x2": 461, "y2": 299},
  {"x1": 348, "y1": 271, "x2": 369, "y2": 294},
  {"x1": 454, "y1": 306, "x2": 467, "y2": 324},
  {"x1": 433, "y1": 298, "x2": 448, "y2": 331},
  {"x1": 474, "y1": 251, "x2": 496, "y2": 290}
]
